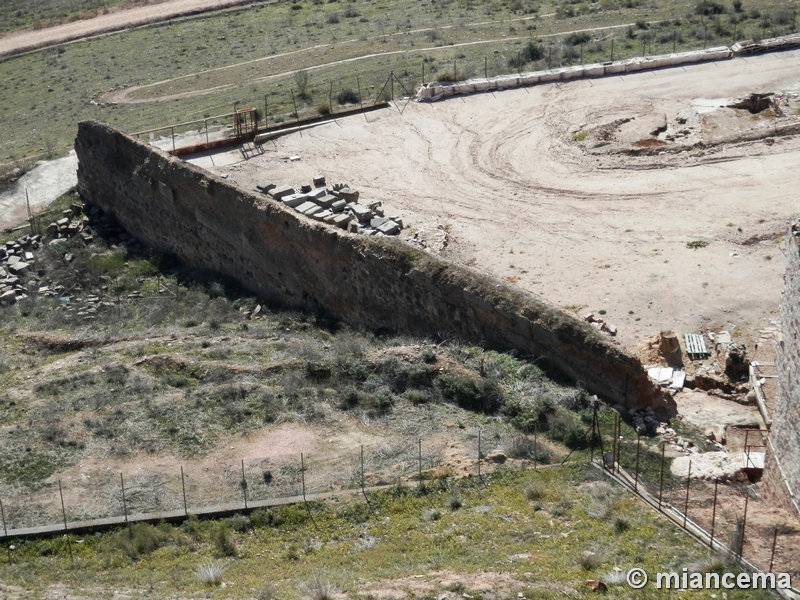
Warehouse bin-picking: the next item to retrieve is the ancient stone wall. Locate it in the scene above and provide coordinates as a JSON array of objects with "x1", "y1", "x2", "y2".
[
  {"x1": 74, "y1": 121, "x2": 674, "y2": 417},
  {"x1": 764, "y1": 219, "x2": 800, "y2": 516}
]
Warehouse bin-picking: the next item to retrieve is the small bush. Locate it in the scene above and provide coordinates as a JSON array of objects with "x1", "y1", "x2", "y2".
[
  {"x1": 448, "y1": 494, "x2": 463, "y2": 510},
  {"x1": 579, "y1": 551, "x2": 603, "y2": 570},
  {"x1": 524, "y1": 482, "x2": 545, "y2": 501},
  {"x1": 316, "y1": 102, "x2": 331, "y2": 115},
  {"x1": 522, "y1": 41, "x2": 543, "y2": 61},
  {"x1": 211, "y1": 523, "x2": 237, "y2": 557},
  {"x1": 100, "y1": 523, "x2": 176, "y2": 561},
  {"x1": 326, "y1": 11, "x2": 340, "y2": 23},
  {"x1": 435, "y1": 373, "x2": 502, "y2": 413},
  {"x1": 336, "y1": 88, "x2": 360, "y2": 105},
  {"x1": 423, "y1": 508, "x2": 442, "y2": 521},
  {"x1": 614, "y1": 517, "x2": 631, "y2": 534},
  {"x1": 195, "y1": 561, "x2": 225, "y2": 586},
  {"x1": 227, "y1": 514, "x2": 252, "y2": 533},
  {"x1": 686, "y1": 240, "x2": 709, "y2": 249},
  {"x1": 405, "y1": 389, "x2": 432, "y2": 405},
  {"x1": 572, "y1": 130, "x2": 588, "y2": 142},
  {"x1": 421, "y1": 348, "x2": 437, "y2": 363},
  {"x1": 299, "y1": 573, "x2": 337, "y2": 600}
]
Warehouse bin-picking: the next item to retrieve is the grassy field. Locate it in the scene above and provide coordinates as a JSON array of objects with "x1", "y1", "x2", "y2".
[
  {"x1": 0, "y1": 0, "x2": 798, "y2": 171},
  {"x1": 0, "y1": 466, "x2": 771, "y2": 599}
]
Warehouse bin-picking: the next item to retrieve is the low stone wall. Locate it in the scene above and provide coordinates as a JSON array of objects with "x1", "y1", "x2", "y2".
[
  {"x1": 74, "y1": 121, "x2": 674, "y2": 417},
  {"x1": 764, "y1": 218, "x2": 800, "y2": 516}
]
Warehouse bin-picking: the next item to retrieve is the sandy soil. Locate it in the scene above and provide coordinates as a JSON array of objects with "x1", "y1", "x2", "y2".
[
  {"x1": 0, "y1": 0, "x2": 260, "y2": 57},
  {"x1": 212, "y1": 49, "x2": 800, "y2": 353}
]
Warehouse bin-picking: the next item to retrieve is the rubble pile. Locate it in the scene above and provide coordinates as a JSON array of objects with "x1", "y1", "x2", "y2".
[
  {"x1": 256, "y1": 176, "x2": 403, "y2": 237},
  {"x1": 582, "y1": 312, "x2": 617, "y2": 337},
  {"x1": 0, "y1": 233, "x2": 38, "y2": 304}
]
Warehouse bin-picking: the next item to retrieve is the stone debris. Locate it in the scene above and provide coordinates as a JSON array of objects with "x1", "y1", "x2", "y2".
[
  {"x1": 583, "y1": 313, "x2": 618, "y2": 337},
  {"x1": 263, "y1": 177, "x2": 403, "y2": 236}
]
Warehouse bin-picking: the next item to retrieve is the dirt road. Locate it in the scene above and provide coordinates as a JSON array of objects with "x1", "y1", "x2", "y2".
[
  {"x1": 0, "y1": 0, "x2": 259, "y2": 57},
  {"x1": 218, "y1": 50, "x2": 800, "y2": 352}
]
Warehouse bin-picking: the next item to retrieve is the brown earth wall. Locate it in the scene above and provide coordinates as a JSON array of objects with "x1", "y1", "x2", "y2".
[{"x1": 74, "y1": 120, "x2": 674, "y2": 418}]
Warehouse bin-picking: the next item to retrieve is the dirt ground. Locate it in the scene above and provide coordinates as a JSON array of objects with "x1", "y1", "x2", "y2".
[
  {"x1": 0, "y1": 0, "x2": 260, "y2": 57},
  {"x1": 206, "y1": 49, "x2": 800, "y2": 354}
]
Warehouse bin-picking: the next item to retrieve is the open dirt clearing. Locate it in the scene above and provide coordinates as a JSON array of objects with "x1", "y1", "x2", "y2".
[
  {"x1": 0, "y1": 0, "x2": 259, "y2": 57},
  {"x1": 211, "y1": 50, "x2": 800, "y2": 352}
]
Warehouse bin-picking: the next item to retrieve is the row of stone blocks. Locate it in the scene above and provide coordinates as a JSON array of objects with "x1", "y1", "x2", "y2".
[{"x1": 255, "y1": 175, "x2": 402, "y2": 236}]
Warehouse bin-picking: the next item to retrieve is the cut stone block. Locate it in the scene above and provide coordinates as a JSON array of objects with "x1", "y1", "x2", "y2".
[
  {"x1": 303, "y1": 205, "x2": 322, "y2": 217},
  {"x1": 314, "y1": 209, "x2": 333, "y2": 221},
  {"x1": 269, "y1": 185, "x2": 295, "y2": 200},
  {"x1": 351, "y1": 204, "x2": 374, "y2": 222},
  {"x1": 370, "y1": 217, "x2": 389, "y2": 228},
  {"x1": 332, "y1": 214, "x2": 353, "y2": 229},
  {"x1": 338, "y1": 188, "x2": 359, "y2": 202},
  {"x1": 282, "y1": 193, "x2": 308, "y2": 208},
  {"x1": 322, "y1": 214, "x2": 337, "y2": 225},
  {"x1": 6, "y1": 255, "x2": 20, "y2": 265},
  {"x1": 347, "y1": 220, "x2": 360, "y2": 233},
  {"x1": 56, "y1": 217, "x2": 69, "y2": 227},
  {"x1": 0, "y1": 290, "x2": 16, "y2": 304},
  {"x1": 307, "y1": 188, "x2": 326, "y2": 200},
  {"x1": 295, "y1": 201, "x2": 319, "y2": 214},
  {"x1": 255, "y1": 182, "x2": 276, "y2": 193},
  {"x1": 331, "y1": 200, "x2": 347, "y2": 213},
  {"x1": 300, "y1": 184, "x2": 312, "y2": 193},
  {"x1": 8, "y1": 262, "x2": 30, "y2": 275},
  {"x1": 313, "y1": 175, "x2": 326, "y2": 187},
  {"x1": 316, "y1": 194, "x2": 336, "y2": 208},
  {"x1": 377, "y1": 220, "x2": 401, "y2": 235}
]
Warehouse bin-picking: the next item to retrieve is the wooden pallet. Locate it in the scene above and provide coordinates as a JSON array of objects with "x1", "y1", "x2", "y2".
[{"x1": 684, "y1": 333, "x2": 708, "y2": 357}]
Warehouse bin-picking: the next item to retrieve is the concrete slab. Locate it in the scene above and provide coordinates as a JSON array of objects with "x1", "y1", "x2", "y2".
[
  {"x1": 282, "y1": 193, "x2": 308, "y2": 208},
  {"x1": 370, "y1": 217, "x2": 389, "y2": 228},
  {"x1": 303, "y1": 205, "x2": 323, "y2": 217},
  {"x1": 313, "y1": 209, "x2": 333, "y2": 221},
  {"x1": 308, "y1": 188, "x2": 326, "y2": 200},
  {"x1": 317, "y1": 194, "x2": 336, "y2": 208}
]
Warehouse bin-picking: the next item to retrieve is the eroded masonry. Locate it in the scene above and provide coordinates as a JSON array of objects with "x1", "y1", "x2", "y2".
[{"x1": 74, "y1": 120, "x2": 673, "y2": 417}]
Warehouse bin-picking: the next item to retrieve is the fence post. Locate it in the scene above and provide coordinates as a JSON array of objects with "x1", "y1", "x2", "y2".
[
  {"x1": 0, "y1": 497, "x2": 10, "y2": 564},
  {"x1": 360, "y1": 445, "x2": 370, "y2": 505},
  {"x1": 290, "y1": 89, "x2": 299, "y2": 124},
  {"x1": 171, "y1": 127, "x2": 175, "y2": 152},
  {"x1": 181, "y1": 466, "x2": 188, "y2": 517},
  {"x1": 356, "y1": 76, "x2": 363, "y2": 109},
  {"x1": 241, "y1": 459, "x2": 248, "y2": 509},
  {"x1": 710, "y1": 478, "x2": 719, "y2": 548},
  {"x1": 390, "y1": 71, "x2": 394, "y2": 102},
  {"x1": 769, "y1": 526, "x2": 779, "y2": 572},
  {"x1": 329, "y1": 81, "x2": 333, "y2": 114},
  {"x1": 58, "y1": 480, "x2": 73, "y2": 561},
  {"x1": 484, "y1": 56, "x2": 487, "y2": 79},
  {"x1": 682, "y1": 461, "x2": 692, "y2": 529},
  {"x1": 120, "y1": 473, "x2": 131, "y2": 540},
  {"x1": 533, "y1": 423, "x2": 538, "y2": 472},
  {"x1": 739, "y1": 493, "x2": 749, "y2": 558},
  {"x1": 658, "y1": 441, "x2": 665, "y2": 509},
  {"x1": 634, "y1": 432, "x2": 641, "y2": 492},
  {"x1": 611, "y1": 39, "x2": 615, "y2": 61},
  {"x1": 477, "y1": 429, "x2": 482, "y2": 483},
  {"x1": 418, "y1": 439, "x2": 423, "y2": 488}
]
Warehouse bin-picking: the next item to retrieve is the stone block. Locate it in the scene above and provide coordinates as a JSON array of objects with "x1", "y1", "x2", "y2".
[
  {"x1": 295, "y1": 201, "x2": 319, "y2": 214},
  {"x1": 56, "y1": 217, "x2": 69, "y2": 227},
  {"x1": 303, "y1": 205, "x2": 323, "y2": 217},
  {"x1": 255, "y1": 182, "x2": 276, "y2": 193},
  {"x1": 370, "y1": 217, "x2": 389, "y2": 228},
  {"x1": 0, "y1": 290, "x2": 16, "y2": 304},
  {"x1": 317, "y1": 195, "x2": 336, "y2": 208},
  {"x1": 282, "y1": 193, "x2": 308, "y2": 208},
  {"x1": 300, "y1": 184, "x2": 312, "y2": 193},
  {"x1": 6, "y1": 255, "x2": 20, "y2": 265},
  {"x1": 269, "y1": 185, "x2": 295, "y2": 200},
  {"x1": 331, "y1": 200, "x2": 347, "y2": 213},
  {"x1": 322, "y1": 214, "x2": 337, "y2": 225},
  {"x1": 314, "y1": 209, "x2": 333, "y2": 221},
  {"x1": 338, "y1": 188, "x2": 359, "y2": 202},
  {"x1": 351, "y1": 204, "x2": 373, "y2": 222},
  {"x1": 332, "y1": 214, "x2": 353, "y2": 229},
  {"x1": 307, "y1": 188, "x2": 326, "y2": 200},
  {"x1": 24, "y1": 252, "x2": 34, "y2": 261},
  {"x1": 313, "y1": 175, "x2": 326, "y2": 187},
  {"x1": 377, "y1": 220, "x2": 401, "y2": 235}
]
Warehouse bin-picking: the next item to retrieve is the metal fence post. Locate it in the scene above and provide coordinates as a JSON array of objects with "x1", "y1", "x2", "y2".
[
  {"x1": 682, "y1": 461, "x2": 692, "y2": 529},
  {"x1": 58, "y1": 480, "x2": 73, "y2": 561},
  {"x1": 181, "y1": 466, "x2": 188, "y2": 517},
  {"x1": 241, "y1": 459, "x2": 248, "y2": 509}
]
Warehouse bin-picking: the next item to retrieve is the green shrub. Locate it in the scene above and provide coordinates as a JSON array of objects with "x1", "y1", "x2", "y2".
[
  {"x1": 435, "y1": 373, "x2": 503, "y2": 413},
  {"x1": 522, "y1": 41, "x2": 543, "y2": 62},
  {"x1": 336, "y1": 88, "x2": 360, "y2": 105},
  {"x1": 211, "y1": 523, "x2": 237, "y2": 557},
  {"x1": 100, "y1": 523, "x2": 177, "y2": 561}
]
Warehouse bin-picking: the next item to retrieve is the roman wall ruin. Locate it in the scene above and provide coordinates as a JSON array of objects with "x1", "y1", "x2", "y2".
[{"x1": 74, "y1": 120, "x2": 674, "y2": 417}]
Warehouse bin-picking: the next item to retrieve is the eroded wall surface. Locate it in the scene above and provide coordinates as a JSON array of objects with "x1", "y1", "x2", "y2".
[
  {"x1": 765, "y1": 220, "x2": 800, "y2": 516},
  {"x1": 74, "y1": 120, "x2": 673, "y2": 417}
]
